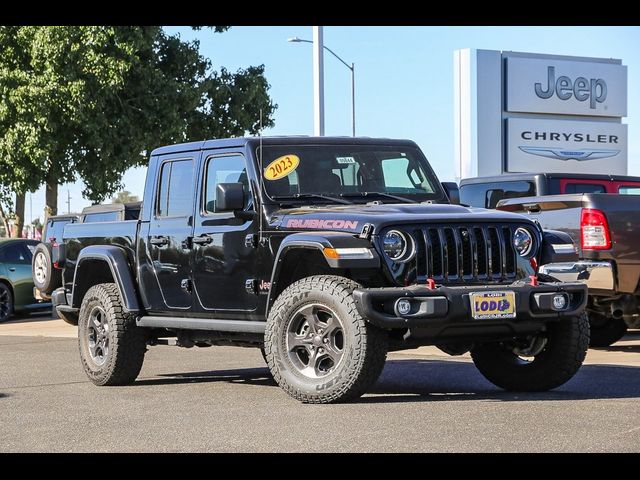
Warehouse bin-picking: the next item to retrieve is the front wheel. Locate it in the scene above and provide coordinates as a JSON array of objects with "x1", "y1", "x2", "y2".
[
  {"x1": 471, "y1": 313, "x2": 589, "y2": 392},
  {"x1": 78, "y1": 283, "x2": 147, "y2": 386},
  {"x1": 264, "y1": 275, "x2": 388, "y2": 404}
]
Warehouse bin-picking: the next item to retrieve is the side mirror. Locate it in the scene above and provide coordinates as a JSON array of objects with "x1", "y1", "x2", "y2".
[
  {"x1": 216, "y1": 183, "x2": 244, "y2": 212},
  {"x1": 441, "y1": 182, "x2": 460, "y2": 205}
]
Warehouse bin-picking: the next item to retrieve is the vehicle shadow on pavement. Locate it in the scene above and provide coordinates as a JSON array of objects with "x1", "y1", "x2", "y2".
[
  {"x1": 358, "y1": 359, "x2": 640, "y2": 403},
  {"x1": 135, "y1": 367, "x2": 278, "y2": 387},
  {"x1": 132, "y1": 358, "x2": 640, "y2": 403},
  {"x1": 3, "y1": 311, "x2": 56, "y2": 325}
]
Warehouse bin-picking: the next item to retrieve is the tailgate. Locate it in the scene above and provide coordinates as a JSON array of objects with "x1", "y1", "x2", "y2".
[{"x1": 497, "y1": 194, "x2": 584, "y2": 252}]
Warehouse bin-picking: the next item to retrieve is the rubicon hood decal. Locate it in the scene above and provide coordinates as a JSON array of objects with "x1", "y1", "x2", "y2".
[{"x1": 286, "y1": 219, "x2": 359, "y2": 230}]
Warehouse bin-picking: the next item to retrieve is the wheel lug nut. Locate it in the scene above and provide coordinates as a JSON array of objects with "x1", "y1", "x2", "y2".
[
  {"x1": 323, "y1": 338, "x2": 328, "y2": 343},
  {"x1": 319, "y1": 329, "x2": 324, "y2": 334}
]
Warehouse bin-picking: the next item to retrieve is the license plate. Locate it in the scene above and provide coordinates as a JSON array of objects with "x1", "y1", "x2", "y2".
[{"x1": 470, "y1": 291, "x2": 516, "y2": 319}]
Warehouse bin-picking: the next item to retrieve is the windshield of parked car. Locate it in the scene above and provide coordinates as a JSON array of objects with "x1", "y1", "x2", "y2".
[{"x1": 258, "y1": 144, "x2": 446, "y2": 204}]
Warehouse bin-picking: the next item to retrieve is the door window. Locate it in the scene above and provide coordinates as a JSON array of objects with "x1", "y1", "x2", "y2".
[
  {"x1": 619, "y1": 186, "x2": 640, "y2": 195},
  {"x1": 203, "y1": 154, "x2": 250, "y2": 214},
  {"x1": 0, "y1": 243, "x2": 32, "y2": 264},
  {"x1": 157, "y1": 159, "x2": 195, "y2": 217}
]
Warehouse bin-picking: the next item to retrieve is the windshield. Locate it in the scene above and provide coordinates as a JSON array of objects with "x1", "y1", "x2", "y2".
[{"x1": 258, "y1": 144, "x2": 445, "y2": 203}]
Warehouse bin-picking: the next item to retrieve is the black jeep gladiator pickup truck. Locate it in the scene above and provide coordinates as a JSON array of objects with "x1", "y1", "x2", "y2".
[
  {"x1": 53, "y1": 137, "x2": 588, "y2": 403},
  {"x1": 460, "y1": 172, "x2": 640, "y2": 347}
]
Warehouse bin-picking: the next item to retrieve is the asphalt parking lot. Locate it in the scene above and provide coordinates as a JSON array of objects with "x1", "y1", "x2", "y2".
[{"x1": 1, "y1": 313, "x2": 640, "y2": 452}]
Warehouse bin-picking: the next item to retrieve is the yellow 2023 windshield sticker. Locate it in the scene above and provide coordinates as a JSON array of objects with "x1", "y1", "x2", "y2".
[{"x1": 264, "y1": 154, "x2": 300, "y2": 181}]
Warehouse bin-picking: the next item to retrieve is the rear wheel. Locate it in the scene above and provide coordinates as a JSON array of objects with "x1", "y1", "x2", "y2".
[
  {"x1": 471, "y1": 313, "x2": 589, "y2": 391},
  {"x1": 0, "y1": 283, "x2": 13, "y2": 323},
  {"x1": 264, "y1": 275, "x2": 388, "y2": 404},
  {"x1": 588, "y1": 311, "x2": 628, "y2": 347},
  {"x1": 78, "y1": 283, "x2": 147, "y2": 385}
]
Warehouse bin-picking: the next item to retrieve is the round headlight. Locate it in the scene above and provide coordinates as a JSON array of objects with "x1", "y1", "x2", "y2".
[
  {"x1": 383, "y1": 230, "x2": 414, "y2": 262},
  {"x1": 513, "y1": 228, "x2": 534, "y2": 257}
]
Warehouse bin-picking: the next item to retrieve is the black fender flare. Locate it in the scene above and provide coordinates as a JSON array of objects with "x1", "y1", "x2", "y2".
[
  {"x1": 71, "y1": 245, "x2": 140, "y2": 312},
  {"x1": 540, "y1": 229, "x2": 579, "y2": 265},
  {"x1": 266, "y1": 232, "x2": 379, "y2": 312}
]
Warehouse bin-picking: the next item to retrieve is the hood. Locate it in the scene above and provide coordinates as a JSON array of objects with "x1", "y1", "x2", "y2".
[{"x1": 269, "y1": 202, "x2": 533, "y2": 233}]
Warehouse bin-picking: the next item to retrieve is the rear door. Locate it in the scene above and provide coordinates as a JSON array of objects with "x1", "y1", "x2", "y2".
[{"x1": 146, "y1": 154, "x2": 198, "y2": 311}]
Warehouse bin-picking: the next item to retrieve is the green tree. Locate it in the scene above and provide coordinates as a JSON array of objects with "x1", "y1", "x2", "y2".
[
  {"x1": 111, "y1": 190, "x2": 140, "y2": 204},
  {"x1": 0, "y1": 26, "x2": 276, "y2": 218}
]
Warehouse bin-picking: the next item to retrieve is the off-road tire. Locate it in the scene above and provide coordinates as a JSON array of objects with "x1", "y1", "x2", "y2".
[
  {"x1": 471, "y1": 313, "x2": 589, "y2": 391},
  {"x1": 32, "y1": 243, "x2": 61, "y2": 295},
  {"x1": 0, "y1": 282, "x2": 13, "y2": 323},
  {"x1": 264, "y1": 275, "x2": 388, "y2": 403},
  {"x1": 588, "y1": 312, "x2": 628, "y2": 347},
  {"x1": 78, "y1": 283, "x2": 146, "y2": 386}
]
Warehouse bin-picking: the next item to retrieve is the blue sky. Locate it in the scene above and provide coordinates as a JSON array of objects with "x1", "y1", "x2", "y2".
[{"x1": 26, "y1": 25, "x2": 640, "y2": 222}]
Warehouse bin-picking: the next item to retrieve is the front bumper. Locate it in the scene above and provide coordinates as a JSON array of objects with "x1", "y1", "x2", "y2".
[
  {"x1": 539, "y1": 260, "x2": 615, "y2": 294},
  {"x1": 352, "y1": 280, "x2": 587, "y2": 332}
]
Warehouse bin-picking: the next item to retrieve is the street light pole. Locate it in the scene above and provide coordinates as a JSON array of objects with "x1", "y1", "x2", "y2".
[
  {"x1": 288, "y1": 34, "x2": 356, "y2": 137},
  {"x1": 312, "y1": 26, "x2": 325, "y2": 136}
]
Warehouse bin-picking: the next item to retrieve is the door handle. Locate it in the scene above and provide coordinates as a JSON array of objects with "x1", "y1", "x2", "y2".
[
  {"x1": 192, "y1": 234, "x2": 213, "y2": 245},
  {"x1": 9, "y1": 267, "x2": 15, "y2": 272},
  {"x1": 150, "y1": 236, "x2": 169, "y2": 246}
]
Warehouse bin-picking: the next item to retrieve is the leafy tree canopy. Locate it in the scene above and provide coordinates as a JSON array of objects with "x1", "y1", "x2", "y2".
[{"x1": 0, "y1": 26, "x2": 276, "y2": 210}]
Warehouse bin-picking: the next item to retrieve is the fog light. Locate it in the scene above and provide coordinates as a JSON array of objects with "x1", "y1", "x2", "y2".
[
  {"x1": 553, "y1": 294, "x2": 568, "y2": 310},
  {"x1": 396, "y1": 299, "x2": 412, "y2": 316}
]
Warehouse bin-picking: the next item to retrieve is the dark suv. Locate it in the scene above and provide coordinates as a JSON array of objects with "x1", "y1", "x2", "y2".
[{"x1": 52, "y1": 137, "x2": 588, "y2": 403}]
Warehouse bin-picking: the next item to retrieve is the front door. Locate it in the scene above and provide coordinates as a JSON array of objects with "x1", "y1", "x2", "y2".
[
  {"x1": 147, "y1": 155, "x2": 197, "y2": 310},
  {"x1": 191, "y1": 151, "x2": 261, "y2": 318}
]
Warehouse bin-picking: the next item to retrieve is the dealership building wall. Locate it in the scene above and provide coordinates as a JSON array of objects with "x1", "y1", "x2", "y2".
[{"x1": 453, "y1": 49, "x2": 628, "y2": 181}]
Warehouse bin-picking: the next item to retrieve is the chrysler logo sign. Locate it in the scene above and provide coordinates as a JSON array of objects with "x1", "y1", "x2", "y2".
[
  {"x1": 518, "y1": 146, "x2": 620, "y2": 161},
  {"x1": 534, "y1": 66, "x2": 607, "y2": 109}
]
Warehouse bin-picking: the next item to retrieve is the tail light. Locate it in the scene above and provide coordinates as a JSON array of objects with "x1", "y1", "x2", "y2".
[{"x1": 581, "y1": 208, "x2": 611, "y2": 250}]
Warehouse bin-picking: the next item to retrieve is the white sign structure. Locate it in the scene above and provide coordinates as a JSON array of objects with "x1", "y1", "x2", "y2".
[
  {"x1": 454, "y1": 49, "x2": 628, "y2": 180},
  {"x1": 507, "y1": 118, "x2": 628, "y2": 174}
]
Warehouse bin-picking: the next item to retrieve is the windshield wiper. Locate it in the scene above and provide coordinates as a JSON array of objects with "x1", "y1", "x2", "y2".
[
  {"x1": 272, "y1": 193, "x2": 353, "y2": 205},
  {"x1": 340, "y1": 192, "x2": 417, "y2": 204}
]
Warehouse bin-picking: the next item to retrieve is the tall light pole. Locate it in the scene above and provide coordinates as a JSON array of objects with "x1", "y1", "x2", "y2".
[
  {"x1": 312, "y1": 27, "x2": 324, "y2": 136},
  {"x1": 288, "y1": 33, "x2": 356, "y2": 137}
]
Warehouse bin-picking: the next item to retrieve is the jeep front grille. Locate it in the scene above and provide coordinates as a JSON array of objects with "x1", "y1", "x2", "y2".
[{"x1": 412, "y1": 224, "x2": 519, "y2": 283}]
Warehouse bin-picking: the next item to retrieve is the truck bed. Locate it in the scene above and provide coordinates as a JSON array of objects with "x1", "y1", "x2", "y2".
[
  {"x1": 497, "y1": 193, "x2": 640, "y2": 293},
  {"x1": 62, "y1": 220, "x2": 139, "y2": 290}
]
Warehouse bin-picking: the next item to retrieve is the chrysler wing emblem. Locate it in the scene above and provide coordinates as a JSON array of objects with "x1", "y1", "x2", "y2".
[{"x1": 518, "y1": 146, "x2": 620, "y2": 161}]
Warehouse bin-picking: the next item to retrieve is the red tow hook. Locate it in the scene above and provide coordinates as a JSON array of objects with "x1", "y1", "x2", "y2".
[
  {"x1": 529, "y1": 275, "x2": 538, "y2": 286},
  {"x1": 426, "y1": 278, "x2": 436, "y2": 290}
]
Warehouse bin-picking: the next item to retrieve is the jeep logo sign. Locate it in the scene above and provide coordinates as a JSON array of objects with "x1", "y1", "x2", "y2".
[
  {"x1": 506, "y1": 57, "x2": 627, "y2": 117},
  {"x1": 534, "y1": 66, "x2": 607, "y2": 109}
]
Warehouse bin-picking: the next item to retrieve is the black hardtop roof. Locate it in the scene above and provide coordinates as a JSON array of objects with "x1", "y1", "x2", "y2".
[
  {"x1": 460, "y1": 172, "x2": 640, "y2": 185},
  {"x1": 150, "y1": 136, "x2": 419, "y2": 157}
]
